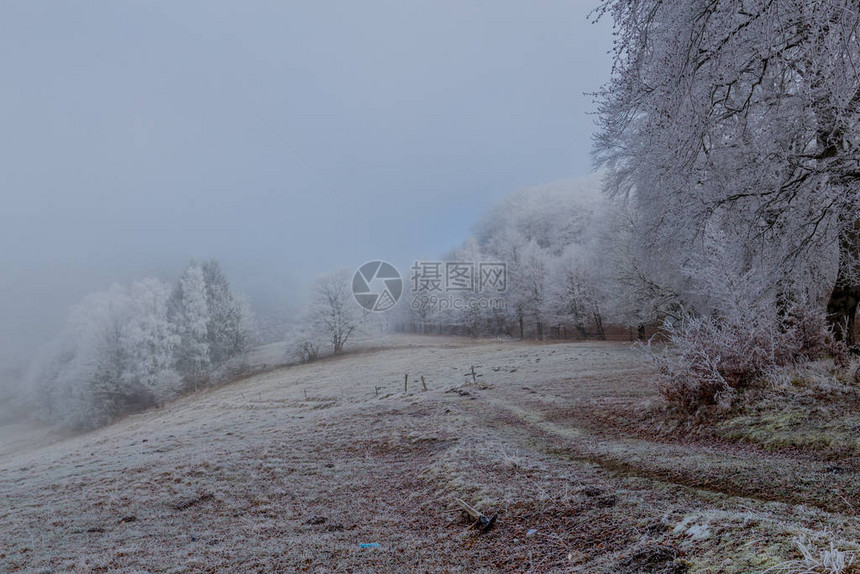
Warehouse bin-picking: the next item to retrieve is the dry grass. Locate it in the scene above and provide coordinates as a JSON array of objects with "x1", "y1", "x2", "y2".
[
  {"x1": 710, "y1": 361, "x2": 860, "y2": 457},
  {"x1": 763, "y1": 537, "x2": 859, "y2": 574},
  {"x1": 1, "y1": 335, "x2": 858, "y2": 572}
]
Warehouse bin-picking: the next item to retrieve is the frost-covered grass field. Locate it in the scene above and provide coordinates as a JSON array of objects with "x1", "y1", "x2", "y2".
[{"x1": 1, "y1": 335, "x2": 858, "y2": 572}]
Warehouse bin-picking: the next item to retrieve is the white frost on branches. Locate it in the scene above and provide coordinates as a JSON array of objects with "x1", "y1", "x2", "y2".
[{"x1": 26, "y1": 260, "x2": 254, "y2": 428}]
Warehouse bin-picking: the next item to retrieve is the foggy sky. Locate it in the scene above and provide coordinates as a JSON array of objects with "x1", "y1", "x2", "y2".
[{"x1": 0, "y1": 1, "x2": 612, "y2": 366}]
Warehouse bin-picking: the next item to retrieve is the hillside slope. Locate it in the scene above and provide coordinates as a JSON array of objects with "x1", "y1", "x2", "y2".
[{"x1": 1, "y1": 336, "x2": 858, "y2": 572}]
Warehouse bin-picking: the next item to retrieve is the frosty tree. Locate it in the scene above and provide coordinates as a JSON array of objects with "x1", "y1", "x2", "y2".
[
  {"x1": 440, "y1": 238, "x2": 492, "y2": 337},
  {"x1": 471, "y1": 175, "x2": 614, "y2": 338},
  {"x1": 25, "y1": 260, "x2": 253, "y2": 427},
  {"x1": 169, "y1": 260, "x2": 253, "y2": 385},
  {"x1": 307, "y1": 269, "x2": 363, "y2": 355},
  {"x1": 547, "y1": 244, "x2": 608, "y2": 340},
  {"x1": 120, "y1": 279, "x2": 181, "y2": 402},
  {"x1": 393, "y1": 174, "x2": 623, "y2": 339},
  {"x1": 27, "y1": 280, "x2": 180, "y2": 428},
  {"x1": 594, "y1": 0, "x2": 860, "y2": 341},
  {"x1": 201, "y1": 259, "x2": 252, "y2": 366},
  {"x1": 168, "y1": 263, "x2": 212, "y2": 386}
]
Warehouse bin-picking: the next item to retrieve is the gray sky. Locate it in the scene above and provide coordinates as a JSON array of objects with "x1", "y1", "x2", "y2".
[{"x1": 0, "y1": 1, "x2": 612, "y2": 364}]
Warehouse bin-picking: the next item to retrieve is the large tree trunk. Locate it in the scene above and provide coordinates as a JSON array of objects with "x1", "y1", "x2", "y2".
[{"x1": 826, "y1": 221, "x2": 860, "y2": 346}]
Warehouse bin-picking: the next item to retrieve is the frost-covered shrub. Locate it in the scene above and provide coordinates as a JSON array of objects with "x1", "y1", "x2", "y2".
[
  {"x1": 653, "y1": 302, "x2": 843, "y2": 413},
  {"x1": 286, "y1": 327, "x2": 322, "y2": 364},
  {"x1": 780, "y1": 302, "x2": 849, "y2": 368}
]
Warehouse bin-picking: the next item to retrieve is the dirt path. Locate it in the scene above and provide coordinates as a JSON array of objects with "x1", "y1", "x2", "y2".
[{"x1": 1, "y1": 336, "x2": 857, "y2": 572}]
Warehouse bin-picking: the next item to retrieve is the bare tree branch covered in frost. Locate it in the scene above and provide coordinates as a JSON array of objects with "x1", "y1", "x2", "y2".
[
  {"x1": 594, "y1": 0, "x2": 860, "y2": 409},
  {"x1": 287, "y1": 269, "x2": 365, "y2": 362},
  {"x1": 593, "y1": 0, "x2": 860, "y2": 339}
]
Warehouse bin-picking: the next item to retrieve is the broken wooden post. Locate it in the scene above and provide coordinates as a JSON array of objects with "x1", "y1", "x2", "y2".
[
  {"x1": 421, "y1": 376, "x2": 427, "y2": 391},
  {"x1": 465, "y1": 366, "x2": 483, "y2": 383},
  {"x1": 404, "y1": 374, "x2": 408, "y2": 393},
  {"x1": 457, "y1": 499, "x2": 497, "y2": 533},
  {"x1": 457, "y1": 499, "x2": 480, "y2": 521}
]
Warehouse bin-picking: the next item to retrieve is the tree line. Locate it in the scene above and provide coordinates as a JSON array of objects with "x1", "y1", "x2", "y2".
[
  {"x1": 26, "y1": 260, "x2": 255, "y2": 428},
  {"x1": 389, "y1": 174, "x2": 656, "y2": 341},
  {"x1": 286, "y1": 174, "x2": 657, "y2": 358}
]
